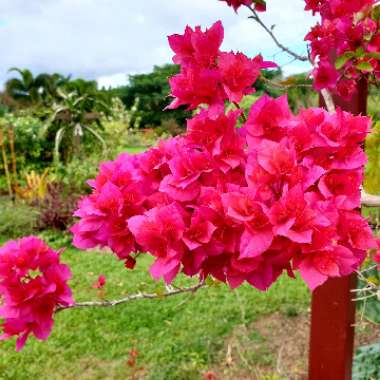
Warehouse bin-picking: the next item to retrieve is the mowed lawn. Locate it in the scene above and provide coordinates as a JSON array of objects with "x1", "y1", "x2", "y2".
[{"x1": 0, "y1": 233, "x2": 310, "y2": 380}]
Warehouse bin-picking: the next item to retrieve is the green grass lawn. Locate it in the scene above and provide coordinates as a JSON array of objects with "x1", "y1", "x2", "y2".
[{"x1": 0, "y1": 232, "x2": 310, "y2": 380}]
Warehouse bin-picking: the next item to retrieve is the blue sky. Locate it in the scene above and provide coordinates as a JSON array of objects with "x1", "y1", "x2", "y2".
[{"x1": 0, "y1": 0, "x2": 316, "y2": 89}]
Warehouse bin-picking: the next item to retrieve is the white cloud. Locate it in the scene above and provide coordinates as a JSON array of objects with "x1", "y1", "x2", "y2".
[
  {"x1": 0, "y1": 0, "x2": 316, "y2": 88},
  {"x1": 97, "y1": 72, "x2": 128, "y2": 89}
]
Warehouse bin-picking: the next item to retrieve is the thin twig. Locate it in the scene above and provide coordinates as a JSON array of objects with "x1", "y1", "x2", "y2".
[
  {"x1": 360, "y1": 264, "x2": 378, "y2": 274},
  {"x1": 320, "y1": 89, "x2": 336, "y2": 112},
  {"x1": 352, "y1": 293, "x2": 377, "y2": 302},
  {"x1": 246, "y1": 6, "x2": 308, "y2": 62},
  {"x1": 233, "y1": 102, "x2": 247, "y2": 123},
  {"x1": 56, "y1": 281, "x2": 206, "y2": 312},
  {"x1": 351, "y1": 286, "x2": 373, "y2": 293},
  {"x1": 361, "y1": 190, "x2": 380, "y2": 208},
  {"x1": 356, "y1": 270, "x2": 377, "y2": 286},
  {"x1": 260, "y1": 76, "x2": 312, "y2": 90},
  {"x1": 353, "y1": 269, "x2": 380, "y2": 303}
]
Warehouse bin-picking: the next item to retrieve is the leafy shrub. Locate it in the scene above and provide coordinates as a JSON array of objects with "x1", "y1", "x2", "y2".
[
  {"x1": 353, "y1": 343, "x2": 380, "y2": 380},
  {"x1": 0, "y1": 200, "x2": 38, "y2": 238},
  {"x1": 110, "y1": 64, "x2": 189, "y2": 128},
  {"x1": 32, "y1": 182, "x2": 79, "y2": 231},
  {"x1": 0, "y1": 104, "x2": 8, "y2": 117},
  {"x1": 16, "y1": 169, "x2": 50, "y2": 201},
  {"x1": 0, "y1": 176, "x2": 11, "y2": 195},
  {"x1": 124, "y1": 131, "x2": 150, "y2": 147},
  {"x1": 52, "y1": 156, "x2": 100, "y2": 194},
  {"x1": 0, "y1": 112, "x2": 51, "y2": 171},
  {"x1": 357, "y1": 263, "x2": 380, "y2": 324},
  {"x1": 103, "y1": 119, "x2": 144, "y2": 150},
  {"x1": 154, "y1": 118, "x2": 183, "y2": 137}
]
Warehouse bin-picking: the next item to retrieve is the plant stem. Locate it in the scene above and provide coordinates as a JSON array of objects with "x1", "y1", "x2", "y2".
[
  {"x1": 56, "y1": 281, "x2": 207, "y2": 312},
  {"x1": 233, "y1": 102, "x2": 247, "y2": 123},
  {"x1": 246, "y1": 6, "x2": 309, "y2": 62}
]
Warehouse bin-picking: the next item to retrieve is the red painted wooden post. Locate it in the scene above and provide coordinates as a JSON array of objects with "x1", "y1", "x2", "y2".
[{"x1": 308, "y1": 78, "x2": 368, "y2": 380}]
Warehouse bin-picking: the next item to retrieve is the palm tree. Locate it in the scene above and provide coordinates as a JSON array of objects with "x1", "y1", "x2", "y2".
[
  {"x1": 48, "y1": 89, "x2": 110, "y2": 162},
  {"x1": 63, "y1": 78, "x2": 98, "y2": 97},
  {"x1": 5, "y1": 68, "x2": 41, "y2": 104},
  {"x1": 34, "y1": 73, "x2": 71, "y2": 104},
  {"x1": 5, "y1": 68, "x2": 72, "y2": 106}
]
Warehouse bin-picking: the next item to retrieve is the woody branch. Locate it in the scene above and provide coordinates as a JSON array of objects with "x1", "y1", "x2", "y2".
[{"x1": 56, "y1": 281, "x2": 207, "y2": 312}]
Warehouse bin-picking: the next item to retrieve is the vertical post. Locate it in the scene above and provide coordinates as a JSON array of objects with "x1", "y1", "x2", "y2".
[{"x1": 308, "y1": 78, "x2": 368, "y2": 380}]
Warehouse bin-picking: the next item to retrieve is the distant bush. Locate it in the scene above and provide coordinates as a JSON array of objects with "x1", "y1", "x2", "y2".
[
  {"x1": 0, "y1": 113, "x2": 51, "y2": 171},
  {"x1": 154, "y1": 118, "x2": 184, "y2": 137},
  {"x1": 108, "y1": 64, "x2": 190, "y2": 129},
  {"x1": 52, "y1": 156, "x2": 100, "y2": 194},
  {"x1": 0, "y1": 200, "x2": 38, "y2": 238},
  {"x1": 32, "y1": 182, "x2": 79, "y2": 231}
]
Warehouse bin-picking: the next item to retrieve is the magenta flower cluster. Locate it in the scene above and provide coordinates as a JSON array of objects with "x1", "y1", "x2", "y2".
[
  {"x1": 166, "y1": 21, "x2": 275, "y2": 116},
  {"x1": 0, "y1": 237, "x2": 73, "y2": 351},
  {"x1": 221, "y1": 0, "x2": 380, "y2": 99},
  {"x1": 220, "y1": 0, "x2": 266, "y2": 12},
  {"x1": 304, "y1": 0, "x2": 380, "y2": 98},
  {"x1": 1, "y1": 16, "x2": 377, "y2": 352},
  {"x1": 71, "y1": 21, "x2": 375, "y2": 292}
]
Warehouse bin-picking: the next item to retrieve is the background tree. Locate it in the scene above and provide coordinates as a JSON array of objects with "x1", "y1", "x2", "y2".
[
  {"x1": 47, "y1": 89, "x2": 110, "y2": 162},
  {"x1": 109, "y1": 64, "x2": 190, "y2": 129},
  {"x1": 5, "y1": 68, "x2": 42, "y2": 105}
]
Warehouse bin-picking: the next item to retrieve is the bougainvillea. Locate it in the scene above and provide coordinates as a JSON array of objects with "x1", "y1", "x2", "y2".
[
  {"x1": 70, "y1": 22, "x2": 375, "y2": 292},
  {"x1": 220, "y1": 0, "x2": 251, "y2": 12},
  {"x1": 220, "y1": 0, "x2": 266, "y2": 12},
  {"x1": 304, "y1": 0, "x2": 380, "y2": 98},
  {"x1": 166, "y1": 21, "x2": 275, "y2": 115},
  {"x1": 0, "y1": 237, "x2": 73, "y2": 351},
  {"x1": 2, "y1": 1, "x2": 379, "y2": 352},
  {"x1": 221, "y1": 0, "x2": 380, "y2": 98},
  {"x1": 92, "y1": 275, "x2": 106, "y2": 289}
]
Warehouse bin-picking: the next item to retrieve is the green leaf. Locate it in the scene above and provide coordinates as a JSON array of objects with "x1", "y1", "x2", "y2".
[
  {"x1": 335, "y1": 52, "x2": 355, "y2": 69},
  {"x1": 366, "y1": 52, "x2": 380, "y2": 60},
  {"x1": 355, "y1": 47, "x2": 365, "y2": 58},
  {"x1": 372, "y1": 4, "x2": 380, "y2": 21},
  {"x1": 353, "y1": 343, "x2": 380, "y2": 380},
  {"x1": 357, "y1": 265, "x2": 380, "y2": 324},
  {"x1": 205, "y1": 276, "x2": 216, "y2": 286},
  {"x1": 154, "y1": 287, "x2": 165, "y2": 299},
  {"x1": 367, "y1": 276, "x2": 380, "y2": 286},
  {"x1": 356, "y1": 61, "x2": 374, "y2": 72},
  {"x1": 205, "y1": 276, "x2": 221, "y2": 287}
]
